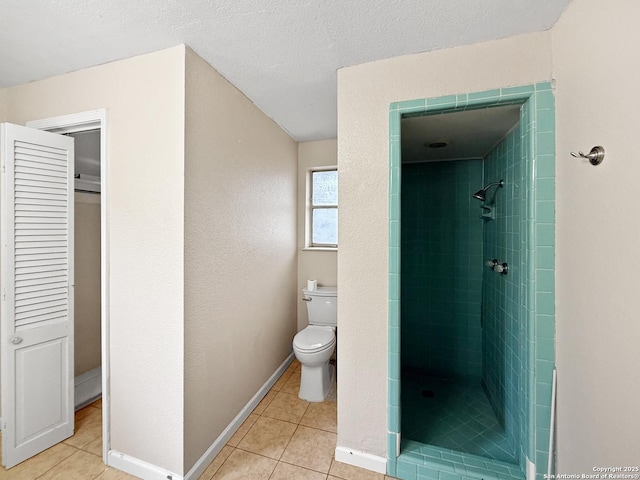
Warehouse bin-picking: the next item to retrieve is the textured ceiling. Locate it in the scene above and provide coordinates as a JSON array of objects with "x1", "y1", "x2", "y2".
[
  {"x1": 0, "y1": 0, "x2": 571, "y2": 141},
  {"x1": 402, "y1": 105, "x2": 521, "y2": 164}
]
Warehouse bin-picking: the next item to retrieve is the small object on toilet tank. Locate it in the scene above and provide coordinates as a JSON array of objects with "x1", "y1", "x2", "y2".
[{"x1": 307, "y1": 279, "x2": 317, "y2": 290}]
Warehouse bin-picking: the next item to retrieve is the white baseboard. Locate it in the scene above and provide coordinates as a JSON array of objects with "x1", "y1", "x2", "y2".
[
  {"x1": 108, "y1": 450, "x2": 182, "y2": 480},
  {"x1": 183, "y1": 352, "x2": 295, "y2": 480},
  {"x1": 75, "y1": 366, "x2": 102, "y2": 410},
  {"x1": 334, "y1": 445, "x2": 387, "y2": 474},
  {"x1": 106, "y1": 353, "x2": 294, "y2": 480}
]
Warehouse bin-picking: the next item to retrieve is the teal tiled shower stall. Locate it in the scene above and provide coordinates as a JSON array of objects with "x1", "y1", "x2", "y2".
[
  {"x1": 388, "y1": 84, "x2": 556, "y2": 480},
  {"x1": 401, "y1": 160, "x2": 484, "y2": 381}
]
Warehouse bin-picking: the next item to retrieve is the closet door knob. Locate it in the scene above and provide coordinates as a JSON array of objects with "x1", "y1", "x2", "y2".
[{"x1": 11, "y1": 336, "x2": 23, "y2": 345}]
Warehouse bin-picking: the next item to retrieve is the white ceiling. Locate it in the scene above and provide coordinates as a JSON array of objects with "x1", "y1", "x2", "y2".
[
  {"x1": 401, "y1": 105, "x2": 521, "y2": 163},
  {"x1": 0, "y1": 0, "x2": 571, "y2": 142}
]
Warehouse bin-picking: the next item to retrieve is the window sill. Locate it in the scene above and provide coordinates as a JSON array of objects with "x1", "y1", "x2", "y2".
[{"x1": 302, "y1": 247, "x2": 338, "y2": 252}]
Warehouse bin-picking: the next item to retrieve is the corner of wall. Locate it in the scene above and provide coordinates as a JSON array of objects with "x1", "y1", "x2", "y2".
[
  {"x1": 183, "y1": 47, "x2": 297, "y2": 472},
  {"x1": 5, "y1": 45, "x2": 188, "y2": 475},
  {"x1": 551, "y1": 0, "x2": 640, "y2": 471}
]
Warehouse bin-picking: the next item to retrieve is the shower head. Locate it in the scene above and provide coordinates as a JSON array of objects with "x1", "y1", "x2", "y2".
[{"x1": 472, "y1": 180, "x2": 504, "y2": 202}]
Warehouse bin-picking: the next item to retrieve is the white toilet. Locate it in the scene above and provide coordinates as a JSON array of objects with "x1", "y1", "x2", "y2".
[{"x1": 293, "y1": 286, "x2": 337, "y2": 402}]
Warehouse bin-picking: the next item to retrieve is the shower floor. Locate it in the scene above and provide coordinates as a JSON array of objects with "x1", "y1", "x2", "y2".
[{"x1": 401, "y1": 372, "x2": 516, "y2": 464}]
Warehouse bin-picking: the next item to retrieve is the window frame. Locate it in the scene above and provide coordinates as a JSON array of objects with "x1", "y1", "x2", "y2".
[{"x1": 306, "y1": 166, "x2": 338, "y2": 250}]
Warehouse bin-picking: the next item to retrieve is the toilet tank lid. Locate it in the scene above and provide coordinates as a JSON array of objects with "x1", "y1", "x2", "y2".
[{"x1": 302, "y1": 286, "x2": 337, "y2": 297}]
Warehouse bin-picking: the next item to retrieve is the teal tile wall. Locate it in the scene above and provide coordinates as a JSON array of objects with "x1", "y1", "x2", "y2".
[
  {"x1": 531, "y1": 83, "x2": 556, "y2": 480},
  {"x1": 388, "y1": 83, "x2": 556, "y2": 480},
  {"x1": 401, "y1": 160, "x2": 483, "y2": 380},
  {"x1": 482, "y1": 122, "x2": 524, "y2": 460}
]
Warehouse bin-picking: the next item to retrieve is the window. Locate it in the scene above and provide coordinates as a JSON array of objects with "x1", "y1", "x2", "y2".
[{"x1": 307, "y1": 167, "x2": 338, "y2": 248}]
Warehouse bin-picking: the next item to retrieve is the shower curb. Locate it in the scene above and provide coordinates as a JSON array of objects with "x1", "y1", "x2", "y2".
[{"x1": 397, "y1": 441, "x2": 525, "y2": 480}]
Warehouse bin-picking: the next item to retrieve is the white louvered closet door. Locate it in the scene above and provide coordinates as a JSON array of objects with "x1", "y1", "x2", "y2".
[{"x1": 1, "y1": 123, "x2": 74, "y2": 469}]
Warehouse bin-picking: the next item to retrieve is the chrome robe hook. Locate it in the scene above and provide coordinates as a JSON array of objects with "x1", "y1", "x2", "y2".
[{"x1": 571, "y1": 146, "x2": 605, "y2": 165}]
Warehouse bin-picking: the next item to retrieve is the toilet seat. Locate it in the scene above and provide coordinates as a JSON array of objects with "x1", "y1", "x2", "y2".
[{"x1": 293, "y1": 326, "x2": 335, "y2": 353}]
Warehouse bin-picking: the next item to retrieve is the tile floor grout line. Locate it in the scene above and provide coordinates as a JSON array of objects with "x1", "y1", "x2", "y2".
[
  {"x1": 33, "y1": 444, "x2": 85, "y2": 479},
  {"x1": 208, "y1": 445, "x2": 236, "y2": 480},
  {"x1": 276, "y1": 422, "x2": 301, "y2": 463},
  {"x1": 32, "y1": 448, "x2": 108, "y2": 480}
]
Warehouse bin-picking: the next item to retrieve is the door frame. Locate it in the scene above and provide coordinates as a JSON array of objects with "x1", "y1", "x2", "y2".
[
  {"x1": 27, "y1": 109, "x2": 110, "y2": 464},
  {"x1": 387, "y1": 84, "x2": 556, "y2": 477}
]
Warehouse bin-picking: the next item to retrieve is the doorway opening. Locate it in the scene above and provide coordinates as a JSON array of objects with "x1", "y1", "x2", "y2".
[
  {"x1": 387, "y1": 85, "x2": 556, "y2": 479},
  {"x1": 401, "y1": 104, "x2": 521, "y2": 463},
  {"x1": 69, "y1": 129, "x2": 102, "y2": 411},
  {"x1": 27, "y1": 110, "x2": 110, "y2": 464}
]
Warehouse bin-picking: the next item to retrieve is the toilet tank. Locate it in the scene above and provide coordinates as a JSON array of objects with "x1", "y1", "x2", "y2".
[{"x1": 303, "y1": 286, "x2": 337, "y2": 326}]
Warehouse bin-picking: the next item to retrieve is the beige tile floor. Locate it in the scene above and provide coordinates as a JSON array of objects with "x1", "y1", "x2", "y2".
[
  {"x1": 0, "y1": 398, "x2": 136, "y2": 479},
  {"x1": 0, "y1": 360, "x2": 398, "y2": 480},
  {"x1": 199, "y1": 359, "x2": 398, "y2": 480}
]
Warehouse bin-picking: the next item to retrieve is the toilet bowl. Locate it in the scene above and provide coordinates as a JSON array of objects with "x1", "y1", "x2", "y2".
[{"x1": 293, "y1": 286, "x2": 337, "y2": 402}]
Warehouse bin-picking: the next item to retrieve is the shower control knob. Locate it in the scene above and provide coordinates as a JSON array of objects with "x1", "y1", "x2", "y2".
[
  {"x1": 493, "y1": 263, "x2": 509, "y2": 275},
  {"x1": 485, "y1": 259, "x2": 508, "y2": 274}
]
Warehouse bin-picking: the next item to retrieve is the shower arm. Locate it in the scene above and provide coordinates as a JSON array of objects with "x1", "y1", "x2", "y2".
[{"x1": 483, "y1": 181, "x2": 503, "y2": 191}]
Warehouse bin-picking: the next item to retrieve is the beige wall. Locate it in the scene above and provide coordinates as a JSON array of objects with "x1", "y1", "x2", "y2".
[
  {"x1": 6, "y1": 46, "x2": 186, "y2": 474},
  {"x1": 0, "y1": 88, "x2": 4, "y2": 408},
  {"x1": 183, "y1": 49, "x2": 298, "y2": 471},
  {"x1": 338, "y1": 3, "x2": 640, "y2": 470},
  {"x1": 552, "y1": 0, "x2": 640, "y2": 470},
  {"x1": 0, "y1": 87, "x2": 7, "y2": 121},
  {"x1": 336, "y1": 32, "x2": 552, "y2": 457},
  {"x1": 74, "y1": 192, "x2": 101, "y2": 376},
  {"x1": 297, "y1": 140, "x2": 338, "y2": 330}
]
